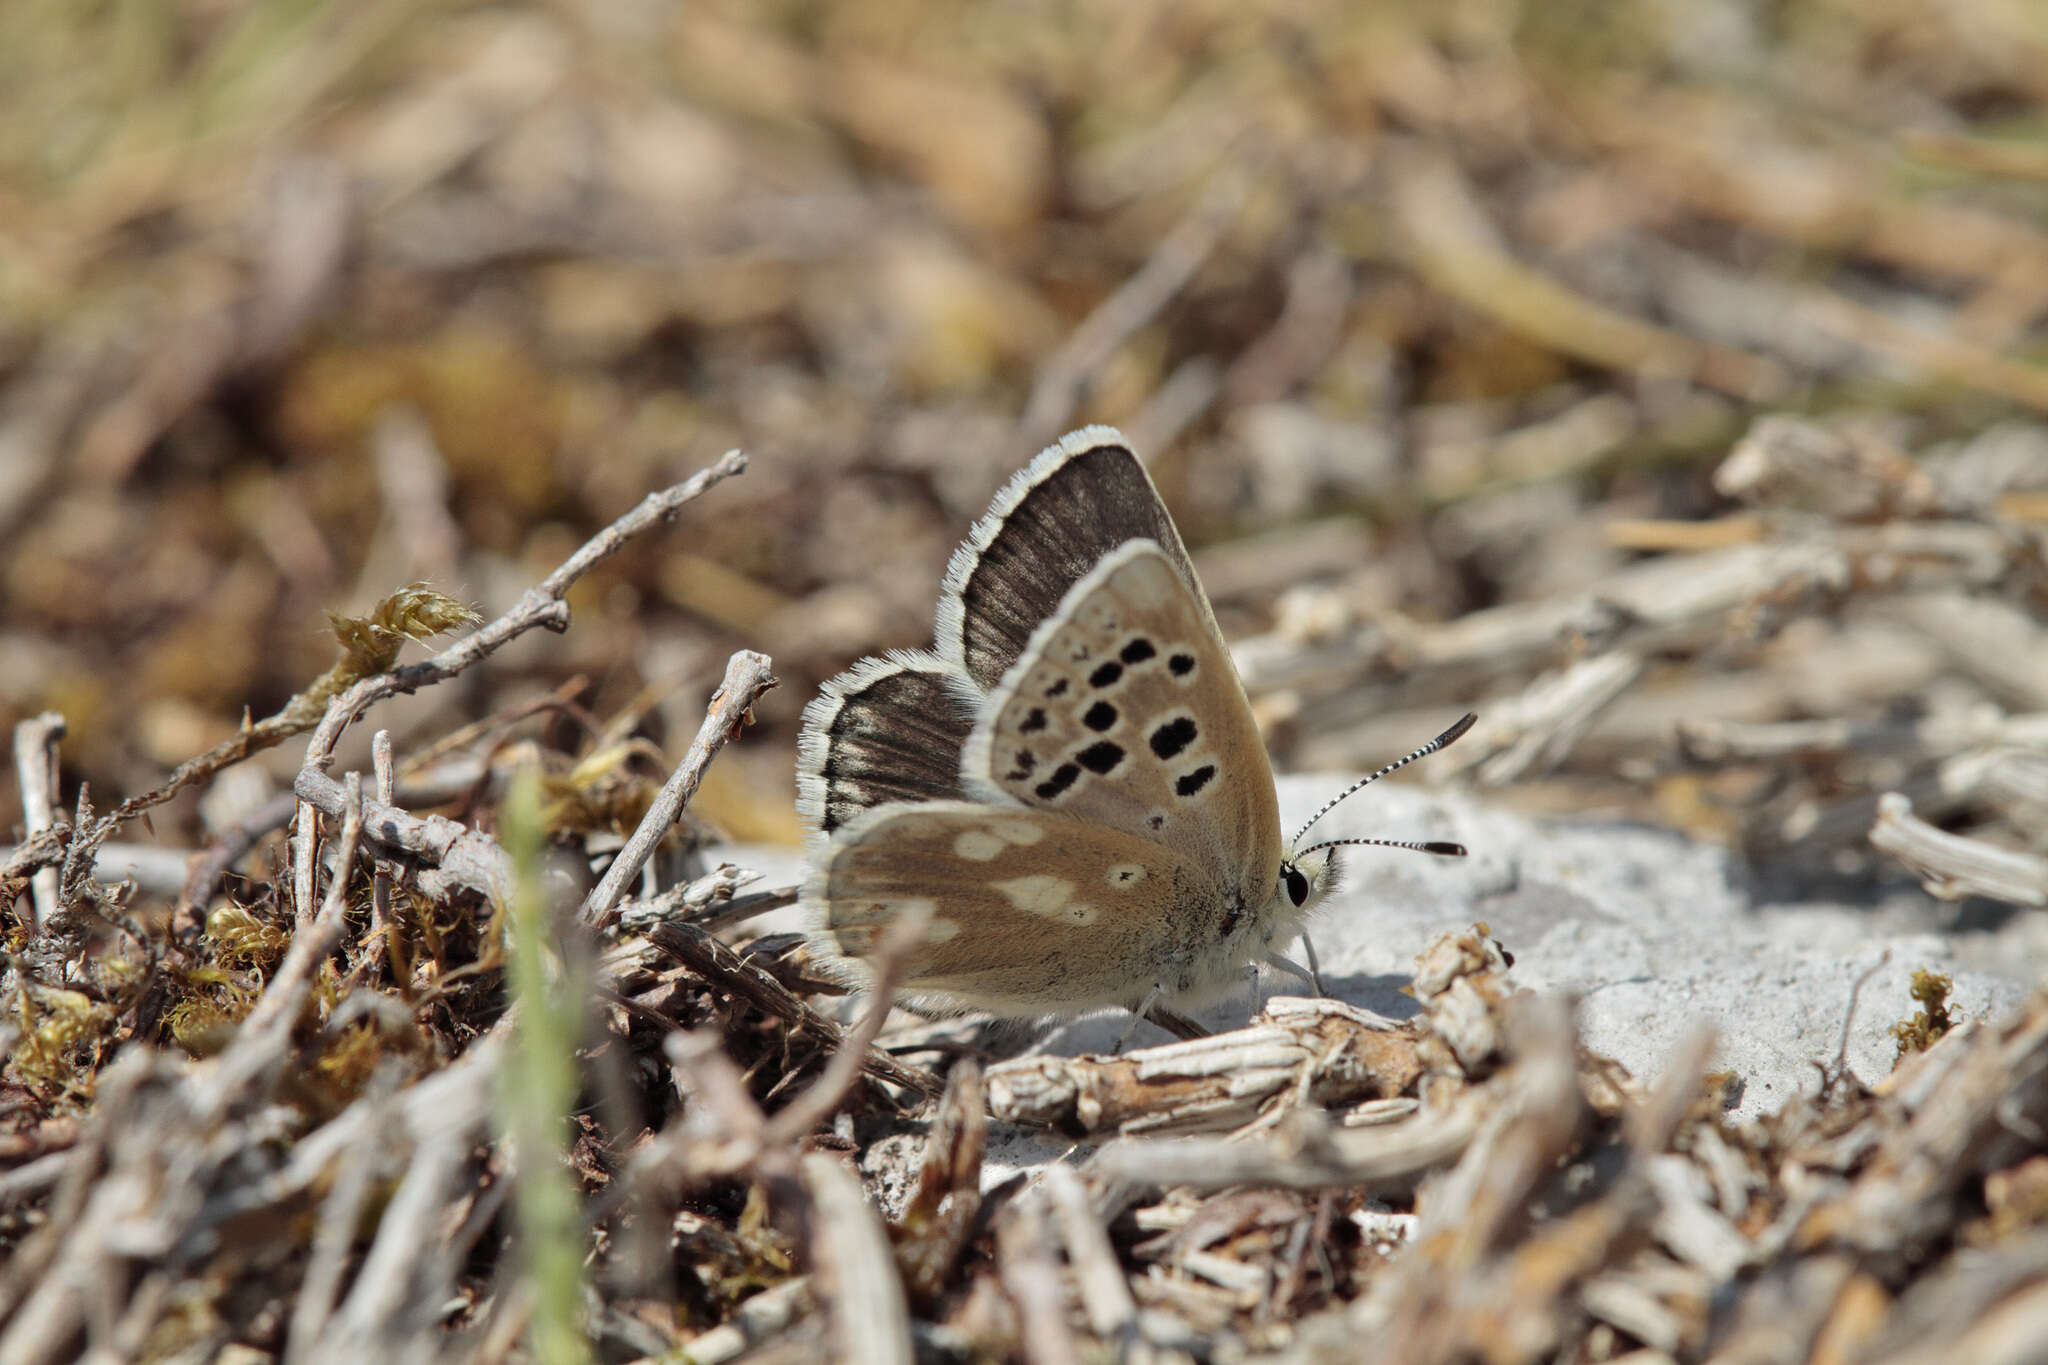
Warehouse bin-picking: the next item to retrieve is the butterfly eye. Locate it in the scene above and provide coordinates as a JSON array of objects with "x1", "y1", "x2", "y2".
[{"x1": 1282, "y1": 864, "x2": 1311, "y2": 908}]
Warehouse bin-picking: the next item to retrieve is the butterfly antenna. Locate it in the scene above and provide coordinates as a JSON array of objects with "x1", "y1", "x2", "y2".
[
  {"x1": 1298, "y1": 835, "x2": 1468, "y2": 859},
  {"x1": 1291, "y1": 712, "x2": 1478, "y2": 844}
]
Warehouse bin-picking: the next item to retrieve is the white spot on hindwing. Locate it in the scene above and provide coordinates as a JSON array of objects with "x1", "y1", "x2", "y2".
[
  {"x1": 993, "y1": 875, "x2": 1099, "y2": 924},
  {"x1": 954, "y1": 819, "x2": 1047, "y2": 861},
  {"x1": 890, "y1": 813, "x2": 953, "y2": 841},
  {"x1": 953, "y1": 829, "x2": 1004, "y2": 861}
]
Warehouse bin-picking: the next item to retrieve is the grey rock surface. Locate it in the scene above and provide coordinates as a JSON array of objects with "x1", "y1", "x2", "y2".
[{"x1": 1261, "y1": 777, "x2": 2034, "y2": 1121}]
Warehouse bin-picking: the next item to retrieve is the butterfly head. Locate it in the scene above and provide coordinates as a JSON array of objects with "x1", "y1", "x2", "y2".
[
  {"x1": 1270, "y1": 711, "x2": 1481, "y2": 937},
  {"x1": 1276, "y1": 843, "x2": 1340, "y2": 919}
]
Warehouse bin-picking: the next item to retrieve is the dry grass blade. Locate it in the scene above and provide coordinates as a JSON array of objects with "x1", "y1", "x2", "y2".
[{"x1": 896, "y1": 1058, "x2": 987, "y2": 1304}]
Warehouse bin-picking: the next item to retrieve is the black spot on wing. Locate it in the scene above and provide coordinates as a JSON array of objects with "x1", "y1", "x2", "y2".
[
  {"x1": 1120, "y1": 638, "x2": 1157, "y2": 665},
  {"x1": 1083, "y1": 701, "x2": 1117, "y2": 731},
  {"x1": 1089, "y1": 661, "x2": 1123, "y2": 689},
  {"x1": 1004, "y1": 748, "x2": 1038, "y2": 782},
  {"x1": 1174, "y1": 764, "x2": 1216, "y2": 797},
  {"x1": 1149, "y1": 716, "x2": 1198, "y2": 759},
  {"x1": 1035, "y1": 763, "x2": 1081, "y2": 800},
  {"x1": 1076, "y1": 740, "x2": 1125, "y2": 775},
  {"x1": 1045, "y1": 678, "x2": 1070, "y2": 698},
  {"x1": 1019, "y1": 707, "x2": 1048, "y2": 733},
  {"x1": 1168, "y1": 652, "x2": 1196, "y2": 677}
]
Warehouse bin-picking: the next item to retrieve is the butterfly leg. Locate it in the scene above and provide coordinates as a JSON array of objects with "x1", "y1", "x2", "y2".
[
  {"x1": 1111, "y1": 987, "x2": 1162, "y2": 1053},
  {"x1": 1300, "y1": 931, "x2": 1327, "y2": 995},
  {"x1": 1262, "y1": 944, "x2": 1326, "y2": 998},
  {"x1": 1115, "y1": 987, "x2": 1211, "y2": 1050}
]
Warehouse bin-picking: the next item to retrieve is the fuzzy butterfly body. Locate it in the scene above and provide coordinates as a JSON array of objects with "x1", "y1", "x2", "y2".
[{"x1": 798, "y1": 427, "x2": 1466, "y2": 1019}]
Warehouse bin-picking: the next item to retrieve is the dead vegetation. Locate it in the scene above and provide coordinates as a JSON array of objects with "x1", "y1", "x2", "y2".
[{"x1": 5, "y1": 0, "x2": 2048, "y2": 1361}]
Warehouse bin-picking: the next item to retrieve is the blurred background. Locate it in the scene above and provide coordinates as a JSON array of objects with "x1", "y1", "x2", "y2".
[{"x1": 4, "y1": 0, "x2": 2046, "y2": 895}]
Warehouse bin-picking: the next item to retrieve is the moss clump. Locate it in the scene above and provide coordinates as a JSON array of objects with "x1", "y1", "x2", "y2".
[{"x1": 1892, "y1": 970, "x2": 1956, "y2": 1060}]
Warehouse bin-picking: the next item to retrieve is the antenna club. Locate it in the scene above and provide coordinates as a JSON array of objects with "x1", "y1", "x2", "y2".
[{"x1": 1299, "y1": 836, "x2": 1468, "y2": 859}]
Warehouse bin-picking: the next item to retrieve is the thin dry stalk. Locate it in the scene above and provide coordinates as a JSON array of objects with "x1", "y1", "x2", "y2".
[
  {"x1": 802, "y1": 1152, "x2": 914, "y2": 1365},
  {"x1": 989, "y1": 996, "x2": 1422, "y2": 1136},
  {"x1": 1870, "y1": 791, "x2": 2048, "y2": 907},
  {"x1": 299, "y1": 449, "x2": 748, "y2": 777},
  {"x1": 583, "y1": 649, "x2": 779, "y2": 928},
  {"x1": 763, "y1": 904, "x2": 929, "y2": 1145},
  {"x1": 997, "y1": 1193, "x2": 1084, "y2": 1365},
  {"x1": 646, "y1": 920, "x2": 944, "y2": 1101},
  {"x1": 10, "y1": 711, "x2": 65, "y2": 927}
]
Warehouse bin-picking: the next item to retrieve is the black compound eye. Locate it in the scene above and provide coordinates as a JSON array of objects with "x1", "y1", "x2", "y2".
[{"x1": 1282, "y1": 865, "x2": 1310, "y2": 907}]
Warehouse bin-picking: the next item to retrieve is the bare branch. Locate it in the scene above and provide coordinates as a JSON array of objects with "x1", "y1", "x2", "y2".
[
  {"x1": 292, "y1": 767, "x2": 515, "y2": 905},
  {"x1": 12, "y1": 711, "x2": 66, "y2": 928},
  {"x1": 802, "y1": 1153, "x2": 914, "y2": 1365},
  {"x1": 583, "y1": 649, "x2": 778, "y2": 928},
  {"x1": 646, "y1": 920, "x2": 943, "y2": 1101},
  {"x1": 996, "y1": 1193, "x2": 1082, "y2": 1365},
  {"x1": 1871, "y1": 791, "x2": 2048, "y2": 906},
  {"x1": 301, "y1": 449, "x2": 748, "y2": 776}
]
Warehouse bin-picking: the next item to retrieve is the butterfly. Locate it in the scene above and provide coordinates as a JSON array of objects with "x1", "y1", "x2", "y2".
[{"x1": 797, "y1": 426, "x2": 1472, "y2": 1025}]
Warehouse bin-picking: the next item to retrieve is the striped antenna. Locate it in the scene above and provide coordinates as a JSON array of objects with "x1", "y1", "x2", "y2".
[
  {"x1": 1290, "y1": 712, "x2": 1478, "y2": 846},
  {"x1": 1298, "y1": 835, "x2": 1467, "y2": 859}
]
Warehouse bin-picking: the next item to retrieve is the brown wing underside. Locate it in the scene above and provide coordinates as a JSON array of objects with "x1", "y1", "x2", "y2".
[{"x1": 808, "y1": 802, "x2": 1226, "y2": 1015}]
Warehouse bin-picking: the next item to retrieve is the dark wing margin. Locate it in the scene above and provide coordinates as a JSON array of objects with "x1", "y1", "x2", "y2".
[
  {"x1": 796, "y1": 650, "x2": 978, "y2": 846},
  {"x1": 934, "y1": 426, "x2": 1206, "y2": 692}
]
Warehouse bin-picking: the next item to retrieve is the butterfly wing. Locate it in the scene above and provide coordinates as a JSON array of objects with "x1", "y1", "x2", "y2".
[
  {"x1": 936, "y1": 427, "x2": 1214, "y2": 693},
  {"x1": 795, "y1": 650, "x2": 978, "y2": 849},
  {"x1": 962, "y1": 540, "x2": 1283, "y2": 920},
  {"x1": 806, "y1": 801, "x2": 1235, "y2": 1015}
]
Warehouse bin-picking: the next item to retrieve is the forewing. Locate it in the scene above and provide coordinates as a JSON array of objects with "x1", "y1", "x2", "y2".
[
  {"x1": 796, "y1": 650, "x2": 978, "y2": 849},
  {"x1": 936, "y1": 427, "x2": 1211, "y2": 692},
  {"x1": 806, "y1": 802, "x2": 1224, "y2": 1016},
  {"x1": 963, "y1": 541, "x2": 1282, "y2": 914}
]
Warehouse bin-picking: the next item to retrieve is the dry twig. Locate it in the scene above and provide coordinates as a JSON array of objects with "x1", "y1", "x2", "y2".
[{"x1": 583, "y1": 649, "x2": 779, "y2": 928}]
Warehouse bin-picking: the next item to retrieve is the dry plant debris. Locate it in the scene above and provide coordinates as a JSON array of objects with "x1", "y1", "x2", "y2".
[{"x1": 5, "y1": 1, "x2": 2048, "y2": 1361}]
